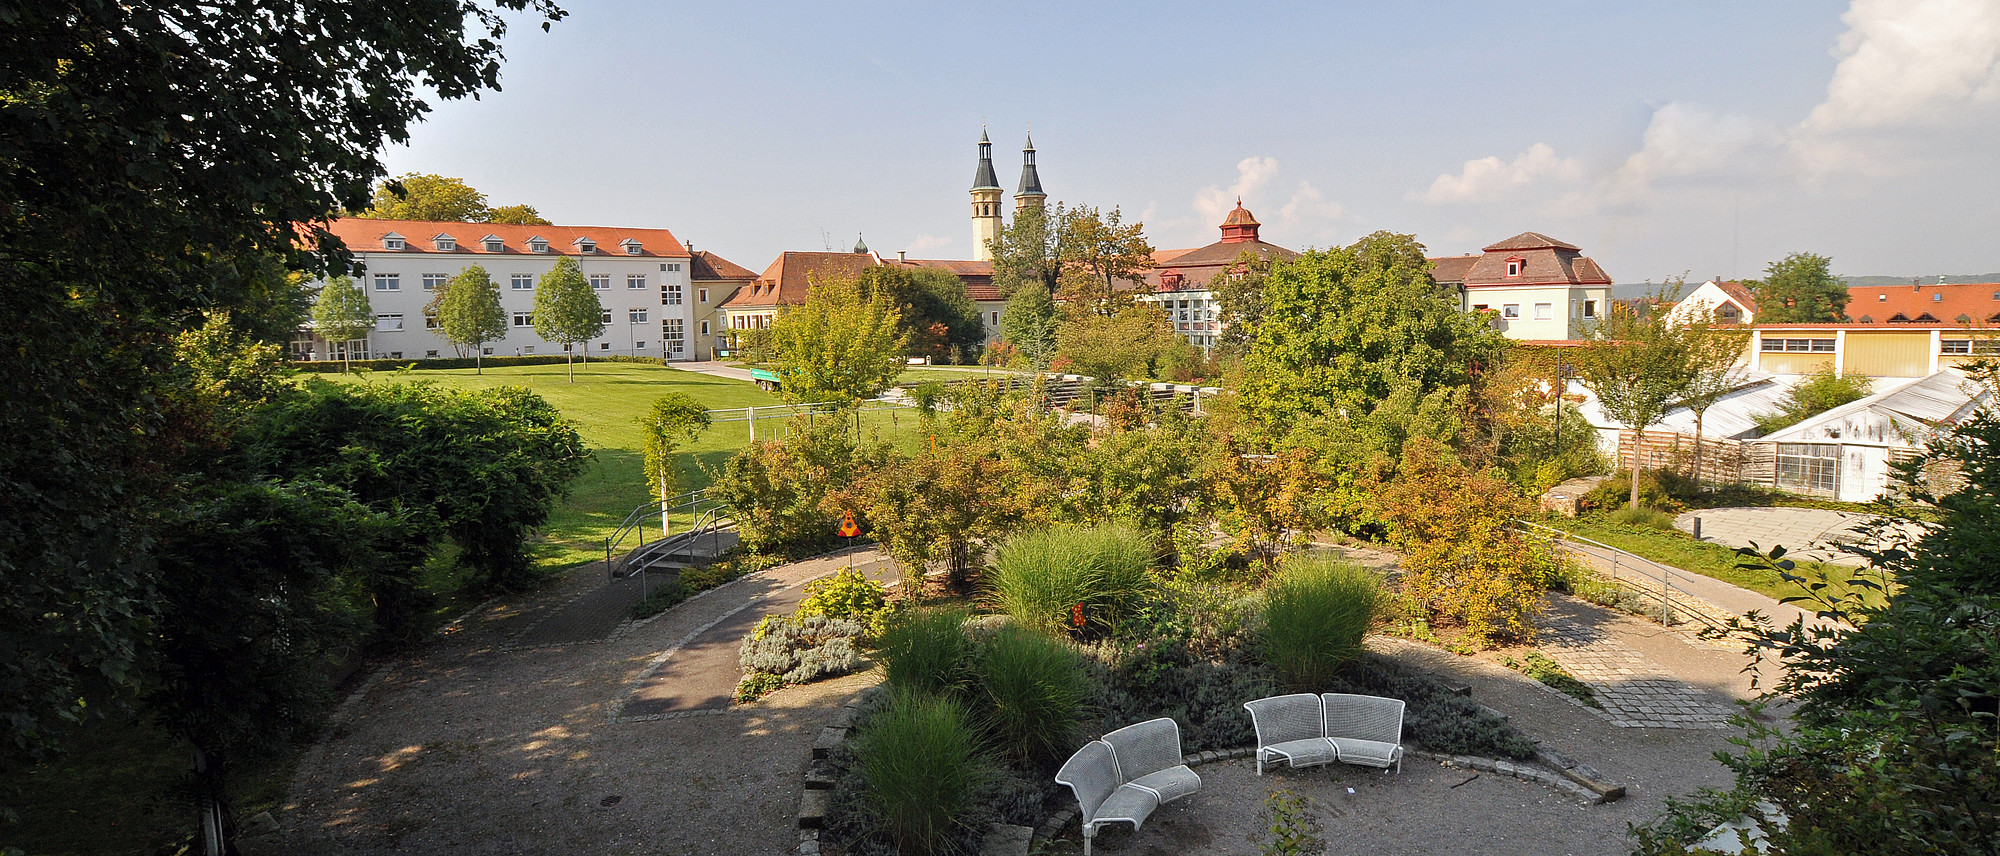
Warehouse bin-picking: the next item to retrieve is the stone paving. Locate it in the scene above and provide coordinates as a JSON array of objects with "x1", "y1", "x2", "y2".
[
  {"x1": 1537, "y1": 615, "x2": 1734, "y2": 729},
  {"x1": 1676, "y1": 506, "x2": 1930, "y2": 567}
]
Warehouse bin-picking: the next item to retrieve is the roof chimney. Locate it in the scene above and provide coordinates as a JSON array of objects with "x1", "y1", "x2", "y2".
[{"x1": 898, "y1": 250, "x2": 906, "y2": 263}]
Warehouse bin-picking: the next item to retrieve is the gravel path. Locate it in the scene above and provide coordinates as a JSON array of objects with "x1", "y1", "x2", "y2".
[{"x1": 278, "y1": 549, "x2": 892, "y2": 856}]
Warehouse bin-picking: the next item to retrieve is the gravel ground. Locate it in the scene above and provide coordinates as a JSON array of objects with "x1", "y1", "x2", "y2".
[{"x1": 277, "y1": 553, "x2": 884, "y2": 856}]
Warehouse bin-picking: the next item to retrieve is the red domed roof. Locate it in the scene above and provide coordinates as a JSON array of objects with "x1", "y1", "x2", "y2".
[
  {"x1": 1219, "y1": 198, "x2": 1261, "y2": 243},
  {"x1": 1221, "y1": 199, "x2": 1260, "y2": 227}
]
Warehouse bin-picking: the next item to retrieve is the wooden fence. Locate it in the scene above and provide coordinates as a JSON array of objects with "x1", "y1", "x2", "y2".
[{"x1": 1614, "y1": 430, "x2": 1761, "y2": 486}]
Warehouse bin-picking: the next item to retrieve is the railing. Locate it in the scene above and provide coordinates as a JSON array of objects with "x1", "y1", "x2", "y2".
[
  {"x1": 1513, "y1": 519, "x2": 1733, "y2": 634},
  {"x1": 606, "y1": 489, "x2": 718, "y2": 579}
]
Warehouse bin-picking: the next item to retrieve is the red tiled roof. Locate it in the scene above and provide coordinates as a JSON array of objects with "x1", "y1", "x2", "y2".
[
  {"x1": 1714, "y1": 280, "x2": 1759, "y2": 313},
  {"x1": 1482, "y1": 231, "x2": 1581, "y2": 252},
  {"x1": 719, "y1": 251, "x2": 877, "y2": 309},
  {"x1": 1152, "y1": 248, "x2": 1196, "y2": 265},
  {"x1": 1428, "y1": 255, "x2": 1478, "y2": 283},
  {"x1": 884, "y1": 257, "x2": 1001, "y2": 301},
  {"x1": 690, "y1": 250, "x2": 756, "y2": 281},
  {"x1": 1459, "y1": 231, "x2": 1611, "y2": 289},
  {"x1": 324, "y1": 217, "x2": 688, "y2": 257},
  {"x1": 1140, "y1": 240, "x2": 1299, "y2": 291},
  {"x1": 1846, "y1": 282, "x2": 2000, "y2": 326}
]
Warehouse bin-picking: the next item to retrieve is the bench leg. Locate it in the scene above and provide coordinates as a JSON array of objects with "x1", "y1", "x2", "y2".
[{"x1": 1083, "y1": 823, "x2": 1095, "y2": 856}]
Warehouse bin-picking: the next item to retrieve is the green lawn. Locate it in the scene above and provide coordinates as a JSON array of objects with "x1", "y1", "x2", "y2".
[
  {"x1": 1551, "y1": 514, "x2": 1889, "y2": 607},
  {"x1": 322, "y1": 362, "x2": 925, "y2": 570}
]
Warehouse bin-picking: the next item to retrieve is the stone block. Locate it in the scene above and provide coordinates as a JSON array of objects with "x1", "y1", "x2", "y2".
[
  {"x1": 812, "y1": 725, "x2": 848, "y2": 759},
  {"x1": 826, "y1": 705, "x2": 856, "y2": 729},
  {"x1": 804, "y1": 759, "x2": 837, "y2": 790},
  {"x1": 798, "y1": 789, "x2": 831, "y2": 828},
  {"x1": 1565, "y1": 763, "x2": 1627, "y2": 803},
  {"x1": 980, "y1": 823, "x2": 1034, "y2": 856}
]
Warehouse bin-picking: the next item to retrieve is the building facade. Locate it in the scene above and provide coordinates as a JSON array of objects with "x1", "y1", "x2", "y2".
[
  {"x1": 1135, "y1": 201, "x2": 1299, "y2": 350},
  {"x1": 305, "y1": 218, "x2": 701, "y2": 361},
  {"x1": 1429, "y1": 232, "x2": 1613, "y2": 341}
]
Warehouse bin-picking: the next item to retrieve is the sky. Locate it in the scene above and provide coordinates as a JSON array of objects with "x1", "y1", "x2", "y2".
[{"x1": 383, "y1": 0, "x2": 2000, "y2": 283}]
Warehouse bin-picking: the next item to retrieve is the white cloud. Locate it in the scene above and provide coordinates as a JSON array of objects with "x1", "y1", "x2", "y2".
[
  {"x1": 1598, "y1": 103, "x2": 1785, "y2": 203},
  {"x1": 1419, "y1": 143, "x2": 1582, "y2": 204},
  {"x1": 1277, "y1": 181, "x2": 1344, "y2": 223},
  {"x1": 902, "y1": 233, "x2": 953, "y2": 256},
  {"x1": 1194, "y1": 156, "x2": 1279, "y2": 225},
  {"x1": 1802, "y1": 0, "x2": 2000, "y2": 134}
]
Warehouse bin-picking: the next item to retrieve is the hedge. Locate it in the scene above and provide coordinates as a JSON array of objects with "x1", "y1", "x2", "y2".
[{"x1": 291, "y1": 354, "x2": 673, "y2": 373}]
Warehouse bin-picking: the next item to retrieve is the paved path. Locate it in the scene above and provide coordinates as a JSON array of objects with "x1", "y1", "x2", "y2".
[
  {"x1": 616, "y1": 551, "x2": 897, "y2": 719},
  {"x1": 1675, "y1": 506, "x2": 1929, "y2": 567},
  {"x1": 1538, "y1": 612, "x2": 1734, "y2": 729},
  {"x1": 670, "y1": 360, "x2": 758, "y2": 383}
]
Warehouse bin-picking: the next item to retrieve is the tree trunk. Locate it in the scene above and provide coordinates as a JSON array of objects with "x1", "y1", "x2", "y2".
[
  {"x1": 1691, "y1": 410, "x2": 1706, "y2": 493},
  {"x1": 659, "y1": 471, "x2": 671, "y2": 536},
  {"x1": 475, "y1": 346, "x2": 483, "y2": 375},
  {"x1": 567, "y1": 349, "x2": 574, "y2": 382},
  {"x1": 1630, "y1": 426, "x2": 1645, "y2": 510},
  {"x1": 192, "y1": 745, "x2": 227, "y2": 856}
]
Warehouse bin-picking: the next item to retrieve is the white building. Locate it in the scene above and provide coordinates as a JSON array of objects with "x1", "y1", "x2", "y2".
[
  {"x1": 1134, "y1": 201, "x2": 1299, "y2": 350},
  {"x1": 303, "y1": 218, "x2": 698, "y2": 361},
  {"x1": 1749, "y1": 370, "x2": 1990, "y2": 502},
  {"x1": 1665, "y1": 279, "x2": 1758, "y2": 326},
  {"x1": 1429, "y1": 232, "x2": 1613, "y2": 341}
]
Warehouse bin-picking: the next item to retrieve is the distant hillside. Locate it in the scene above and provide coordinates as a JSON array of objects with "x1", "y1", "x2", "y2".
[{"x1": 1613, "y1": 274, "x2": 2000, "y2": 300}]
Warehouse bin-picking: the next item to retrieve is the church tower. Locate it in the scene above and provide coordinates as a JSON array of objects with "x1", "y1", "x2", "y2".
[
  {"x1": 969, "y1": 130, "x2": 1003, "y2": 262},
  {"x1": 1015, "y1": 133, "x2": 1046, "y2": 213}
]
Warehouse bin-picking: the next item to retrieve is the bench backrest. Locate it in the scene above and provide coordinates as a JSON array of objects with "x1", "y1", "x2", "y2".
[
  {"x1": 1101, "y1": 717, "x2": 1185, "y2": 781},
  {"x1": 1055, "y1": 739, "x2": 1121, "y2": 824},
  {"x1": 1322, "y1": 693, "x2": 1404, "y2": 745},
  {"x1": 1244, "y1": 693, "x2": 1326, "y2": 746}
]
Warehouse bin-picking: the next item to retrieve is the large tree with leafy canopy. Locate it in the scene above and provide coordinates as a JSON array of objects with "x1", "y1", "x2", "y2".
[
  {"x1": 532, "y1": 256, "x2": 605, "y2": 380},
  {"x1": 1747, "y1": 251, "x2": 1848, "y2": 323},
  {"x1": 1237, "y1": 232, "x2": 1509, "y2": 427},
  {"x1": 1573, "y1": 295, "x2": 1697, "y2": 509},
  {"x1": 859, "y1": 265, "x2": 984, "y2": 363},
  {"x1": 768, "y1": 276, "x2": 909, "y2": 404},
  {"x1": 310, "y1": 275, "x2": 374, "y2": 370},
  {"x1": 435, "y1": 264, "x2": 509, "y2": 370},
  {"x1": 355, "y1": 172, "x2": 551, "y2": 224},
  {"x1": 0, "y1": 0, "x2": 566, "y2": 772},
  {"x1": 989, "y1": 203, "x2": 1061, "y2": 298},
  {"x1": 1000, "y1": 281, "x2": 1059, "y2": 369},
  {"x1": 1055, "y1": 204, "x2": 1154, "y2": 316}
]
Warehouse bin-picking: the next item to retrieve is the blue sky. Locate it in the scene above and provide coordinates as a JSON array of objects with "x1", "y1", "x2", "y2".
[{"x1": 385, "y1": 1, "x2": 2000, "y2": 282}]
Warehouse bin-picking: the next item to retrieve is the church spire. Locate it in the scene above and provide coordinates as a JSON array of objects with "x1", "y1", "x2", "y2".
[
  {"x1": 970, "y1": 129, "x2": 1003, "y2": 261},
  {"x1": 971, "y1": 129, "x2": 1000, "y2": 190},
  {"x1": 1014, "y1": 132, "x2": 1046, "y2": 213}
]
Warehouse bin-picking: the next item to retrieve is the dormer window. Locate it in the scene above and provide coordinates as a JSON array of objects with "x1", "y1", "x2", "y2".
[
  {"x1": 621, "y1": 238, "x2": 643, "y2": 255},
  {"x1": 527, "y1": 236, "x2": 549, "y2": 254},
  {"x1": 1505, "y1": 258, "x2": 1523, "y2": 277},
  {"x1": 1933, "y1": 292, "x2": 1944, "y2": 302},
  {"x1": 573, "y1": 237, "x2": 596, "y2": 254},
  {"x1": 432, "y1": 233, "x2": 456, "y2": 252},
  {"x1": 482, "y1": 235, "x2": 504, "y2": 253},
  {"x1": 382, "y1": 232, "x2": 406, "y2": 251}
]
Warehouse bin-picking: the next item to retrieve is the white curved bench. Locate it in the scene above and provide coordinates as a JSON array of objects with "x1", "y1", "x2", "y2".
[
  {"x1": 1055, "y1": 717, "x2": 1202, "y2": 855},
  {"x1": 1245, "y1": 692, "x2": 1405, "y2": 775}
]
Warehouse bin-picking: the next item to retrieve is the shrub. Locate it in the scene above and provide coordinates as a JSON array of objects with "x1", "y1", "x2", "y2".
[
  {"x1": 627, "y1": 579, "x2": 691, "y2": 621},
  {"x1": 1583, "y1": 469, "x2": 1679, "y2": 512},
  {"x1": 854, "y1": 690, "x2": 990, "y2": 856},
  {"x1": 796, "y1": 566, "x2": 892, "y2": 636},
  {"x1": 735, "y1": 615, "x2": 864, "y2": 701},
  {"x1": 974, "y1": 626, "x2": 1091, "y2": 768},
  {"x1": 989, "y1": 524, "x2": 1154, "y2": 636},
  {"x1": 1259, "y1": 555, "x2": 1382, "y2": 692},
  {"x1": 878, "y1": 606, "x2": 972, "y2": 696},
  {"x1": 1091, "y1": 641, "x2": 1276, "y2": 753}
]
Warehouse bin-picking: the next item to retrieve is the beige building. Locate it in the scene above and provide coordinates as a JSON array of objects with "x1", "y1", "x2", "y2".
[
  {"x1": 1430, "y1": 232, "x2": 1612, "y2": 341},
  {"x1": 1135, "y1": 201, "x2": 1299, "y2": 350}
]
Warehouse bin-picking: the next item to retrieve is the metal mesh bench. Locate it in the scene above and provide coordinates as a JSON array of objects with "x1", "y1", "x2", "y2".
[
  {"x1": 1055, "y1": 717, "x2": 1202, "y2": 855},
  {"x1": 1245, "y1": 692, "x2": 1405, "y2": 775}
]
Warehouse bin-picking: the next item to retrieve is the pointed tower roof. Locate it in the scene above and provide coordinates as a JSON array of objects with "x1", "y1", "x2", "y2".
[
  {"x1": 1219, "y1": 198, "x2": 1261, "y2": 243},
  {"x1": 971, "y1": 130, "x2": 1000, "y2": 191},
  {"x1": 853, "y1": 233, "x2": 870, "y2": 255},
  {"x1": 1017, "y1": 132, "x2": 1045, "y2": 196}
]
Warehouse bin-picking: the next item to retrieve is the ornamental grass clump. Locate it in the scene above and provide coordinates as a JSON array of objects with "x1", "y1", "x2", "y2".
[
  {"x1": 974, "y1": 625, "x2": 1091, "y2": 769},
  {"x1": 878, "y1": 606, "x2": 973, "y2": 696},
  {"x1": 854, "y1": 690, "x2": 991, "y2": 856},
  {"x1": 989, "y1": 524, "x2": 1153, "y2": 636},
  {"x1": 1259, "y1": 554, "x2": 1382, "y2": 692}
]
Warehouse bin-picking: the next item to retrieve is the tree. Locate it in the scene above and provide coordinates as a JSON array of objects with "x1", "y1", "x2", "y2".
[
  {"x1": 1748, "y1": 252, "x2": 1848, "y2": 323},
  {"x1": 989, "y1": 203, "x2": 1061, "y2": 298},
  {"x1": 857, "y1": 439, "x2": 1020, "y2": 591},
  {"x1": 1573, "y1": 296, "x2": 1696, "y2": 509},
  {"x1": 1672, "y1": 318, "x2": 1752, "y2": 487},
  {"x1": 767, "y1": 276, "x2": 909, "y2": 404},
  {"x1": 532, "y1": 256, "x2": 605, "y2": 381},
  {"x1": 435, "y1": 264, "x2": 508, "y2": 372},
  {"x1": 1211, "y1": 249, "x2": 1276, "y2": 361},
  {"x1": 0, "y1": 0, "x2": 564, "y2": 830},
  {"x1": 1237, "y1": 232, "x2": 1509, "y2": 426},
  {"x1": 356, "y1": 173, "x2": 491, "y2": 221},
  {"x1": 486, "y1": 203, "x2": 551, "y2": 225},
  {"x1": 859, "y1": 265, "x2": 983, "y2": 363},
  {"x1": 1055, "y1": 204, "x2": 1154, "y2": 316},
  {"x1": 1751, "y1": 366, "x2": 1873, "y2": 435},
  {"x1": 639, "y1": 393, "x2": 712, "y2": 532},
  {"x1": 1053, "y1": 304, "x2": 1190, "y2": 382},
  {"x1": 999, "y1": 281, "x2": 1059, "y2": 369},
  {"x1": 310, "y1": 276, "x2": 374, "y2": 371}
]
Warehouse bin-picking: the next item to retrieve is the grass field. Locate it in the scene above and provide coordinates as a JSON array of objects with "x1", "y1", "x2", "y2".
[
  {"x1": 320, "y1": 362, "x2": 928, "y2": 570},
  {"x1": 1552, "y1": 513, "x2": 1889, "y2": 606}
]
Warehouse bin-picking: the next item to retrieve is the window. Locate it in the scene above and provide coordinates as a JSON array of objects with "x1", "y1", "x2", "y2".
[
  {"x1": 1776, "y1": 443, "x2": 1839, "y2": 496},
  {"x1": 623, "y1": 239, "x2": 643, "y2": 255},
  {"x1": 991, "y1": 311, "x2": 1000, "y2": 326},
  {"x1": 511, "y1": 274, "x2": 534, "y2": 291},
  {"x1": 373, "y1": 274, "x2": 400, "y2": 291},
  {"x1": 523, "y1": 345, "x2": 535, "y2": 354},
  {"x1": 629, "y1": 309, "x2": 648, "y2": 323},
  {"x1": 665, "y1": 318, "x2": 684, "y2": 344},
  {"x1": 424, "y1": 313, "x2": 440, "y2": 330},
  {"x1": 666, "y1": 282, "x2": 682, "y2": 305},
  {"x1": 661, "y1": 262, "x2": 681, "y2": 272},
  {"x1": 512, "y1": 312, "x2": 533, "y2": 327},
  {"x1": 600, "y1": 342, "x2": 611, "y2": 350},
  {"x1": 1472, "y1": 303, "x2": 1489, "y2": 312},
  {"x1": 375, "y1": 313, "x2": 403, "y2": 332},
  {"x1": 700, "y1": 320, "x2": 710, "y2": 336},
  {"x1": 425, "y1": 350, "x2": 439, "y2": 358},
  {"x1": 483, "y1": 235, "x2": 505, "y2": 253},
  {"x1": 636, "y1": 340, "x2": 647, "y2": 349},
  {"x1": 1502, "y1": 304, "x2": 1520, "y2": 318},
  {"x1": 1718, "y1": 304, "x2": 1740, "y2": 323},
  {"x1": 422, "y1": 273, "x2": 447, "y2": 291},
  {"x1": 601, "y1": 310, "x2": 613, "y2": 324},
  {"x1": 590, "y1": 274, "x2": 610, "y2": 290},
  {"x1": 574, "y1": 238, "x2": 596, "y2": 254},
  {"x1": 433, "y1": 235, "x2": 456, "y2": 252},
  {"x1": 382, "y1": 232, "x2": 406, "y2": 250},
  {"x1": 628, "y1": 274, "x2": 647, "y2": 290},
  {"x1": 1933, "y1": 292, "x2": 1944, "y2": 302},
  {"x1": 1506, "y1": 260, "x2": 1522, "y2": 277},
  {"x1": 1581, "y1": 299, "x2": 1597, "y2": 319},
  {"x1": 1761, "y1": 337, "x2": 1837, "y2": 352},
  {"x1": 1533, "y1": 302, "x2": 1553, "y2": 320},
  {"x1": 527, "y1": 237, "x2": 549, "y2": 254},
  {"x1": 1942, "y1": 339, "x2": 2000, "y2": 355},
  {"x1": 698, "y1": 287, "x2": 709, "y2": 303}
]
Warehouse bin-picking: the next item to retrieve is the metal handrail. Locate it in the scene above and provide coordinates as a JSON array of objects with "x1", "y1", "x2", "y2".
[
  {"x1": 606, "y1": 489, "x2": 715, "y2": 581},
  {"x1": 1514, "y1": 519, "x2": 1732, "y2": 633}
]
